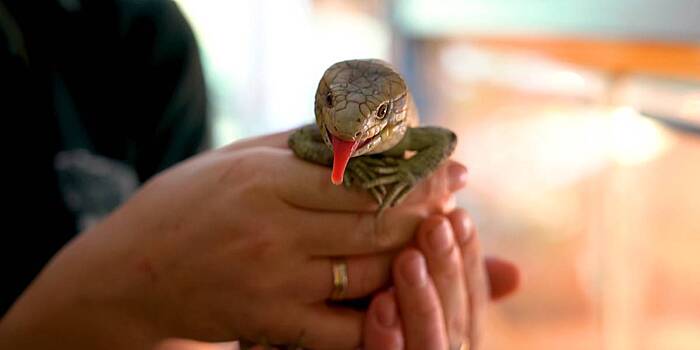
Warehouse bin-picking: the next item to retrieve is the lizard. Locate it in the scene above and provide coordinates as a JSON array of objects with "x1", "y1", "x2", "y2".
[{"x1": 288, "y1": 59, "x2": 457, "y2": 211}]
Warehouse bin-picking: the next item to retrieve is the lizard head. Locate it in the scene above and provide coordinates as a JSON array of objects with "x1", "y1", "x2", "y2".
[{"x1": 314, "y1": 59, "x2": 410, "y2": 184}]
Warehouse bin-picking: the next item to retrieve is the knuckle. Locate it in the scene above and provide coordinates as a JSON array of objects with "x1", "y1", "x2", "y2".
[
  {"x1": 218, "y1": 150, "x2": 265, "y2": 184},
  {"x1": 461, "y1": 247, "x2": 480, "y2": 271},
  {"x1": 370, "y1": 215, "x2": 393, "y2": 250},
  {"x1": 371, "y1": 214, "x2": 413, "y2": 251},
  {"x1": 428, "y1": 251, "x2": 462, "y2": 282},
  {"x1": 437, "y1": 251, "x2": 463, "y2": 278},
  {"x1": 453, "y1": 210, "x2": 477, "y2": 247},
  {"x1": 413, "y1": 297, "x2": 441, "y2": 318}
]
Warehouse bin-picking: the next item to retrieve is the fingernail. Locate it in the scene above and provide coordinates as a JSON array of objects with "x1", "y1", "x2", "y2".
[
  {"x1": 454, "y1": 215, "x2": 474, "y2": 245},
  {"x1": 448, "y1": 162, "x2": 468, "y2": 190},
  {"x1": 376, "y1": 294, "x2": 397, "y2": 327},
  {"x1": 400, "y1": 252, "x2": 428, "y2": 287},
  {"x1": 429, "y1": 218, "x2": 453, "y2": 253}
]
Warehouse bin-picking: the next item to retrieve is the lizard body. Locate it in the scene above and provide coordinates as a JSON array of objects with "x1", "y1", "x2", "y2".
[{"x1": 289, "y1": 59, "x2": 457, "y2": 211}]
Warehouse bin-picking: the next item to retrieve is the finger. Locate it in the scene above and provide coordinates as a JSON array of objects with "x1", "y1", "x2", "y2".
[
  {"x1": 270, "y1": 150, "x2": 379, "y2": 212},
  {"x1": 295, "y1": 207, "x2": 424, "y2": 256},
  {"x1": 416, "y1": 216, "x2": 468, "y2": 349},
  {"x1": 447, "y1": 161, "x2": 468, "y2": 191},
  {"x1": 295, "y1": 303, "x2": 365, "y2": 349},
  {"x1": 287, "y1": 209, "x2": 377, "y2": 255},
  {"x1": 364, "y1": 290, "x2": 404, "y2": 350},
  {"x1": 220, "y1": 129, "x2": 294, "y2": 152},
  {"x1": 156, "y1": 339, "x2": 234, "y2": 350},
  {"x1": 400, "y1": 160, "x2": 467, "y2": 209},
  {"x1": 249, "y1": 302, "x2": 364, "y2": 349},
  {"x1": 296, "y1": 253, "x2": 394, "y2": 302},
  {"x1": 394, "y1": 249, "x2": 449, "y2": 350},
  {"x1": 448, "y1": 208, "x2": 488, "y2": 350},
  {"x1": 485, "y1": 256, "x2": 521, "y2": 300}
]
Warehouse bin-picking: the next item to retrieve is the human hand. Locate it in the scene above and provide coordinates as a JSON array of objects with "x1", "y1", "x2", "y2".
[
  {"x1": 0, "y1": 131, "x2": 468, "y2": 350},
  {"x1": 364, "y1": 209, "x2": 519, "y2": 350}
]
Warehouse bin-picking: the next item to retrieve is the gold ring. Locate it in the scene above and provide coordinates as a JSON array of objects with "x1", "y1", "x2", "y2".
[{"x1": 330, "y1": 258, "x2": 349, "y2": 300}]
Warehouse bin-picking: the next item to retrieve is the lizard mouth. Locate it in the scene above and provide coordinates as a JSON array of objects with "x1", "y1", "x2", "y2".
[
  {"x1": 325, "y1": 122, "x2": 387, "y2": 156},
  {"x1": 326, "y1": 124, "x2": 386, "y2": 185},
  {"x1": 356, "y1": 134, "x2": 375, "y2": 150},
  {"x1": 356, "y1": 121, "x2": 389, "y2": 155}
]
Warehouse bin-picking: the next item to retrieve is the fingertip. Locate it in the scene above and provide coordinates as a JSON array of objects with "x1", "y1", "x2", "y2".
[
  {"x1": 447, "y1": 161, "x2": 468, "y2": 191},
  {"x1": 365, "y1": 291, "x2": 404, "y2": 350},
  {"x1": 447, "y1": 208, "x2": 475, "y2": 246},
  {"x1": 395, "y1": 249, "x2": 430, "y2": 289},
  {"x1": 416, "y1": 215, "x2": 449, "y2": 245},
  {"x1": 370, "y1": 290, "x2": 398, "y2": 328},
  {"x1": 419, "y1": 216, "x2": 455, "y2": 256},
  {"x1": 300, "y1": 304, "x2": 364, "y2": 349},
  {"x1": 485, "y1": 257, "x2": 521, "y2": 300}
]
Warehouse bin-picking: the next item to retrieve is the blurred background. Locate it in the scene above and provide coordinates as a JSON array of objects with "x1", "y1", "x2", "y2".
[{"x1": 173, "y1": 1, "x2": 700, "y2": 349}]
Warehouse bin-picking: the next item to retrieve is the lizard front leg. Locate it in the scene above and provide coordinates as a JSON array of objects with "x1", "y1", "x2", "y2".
[
  {"x1": 364, "y1": 126, "x2": 457, "y2": 210},
  {"x1": 288, "y1": 124, "x2": 334, "y2": 167}
]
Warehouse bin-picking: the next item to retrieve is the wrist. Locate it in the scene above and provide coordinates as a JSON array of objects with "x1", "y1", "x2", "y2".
[
  {"x1": 0, "y1": 293, "x2": 162, "y2": 350},
  {"x1": 0, "y1": 224, "x2": 166, "y2": 349}
]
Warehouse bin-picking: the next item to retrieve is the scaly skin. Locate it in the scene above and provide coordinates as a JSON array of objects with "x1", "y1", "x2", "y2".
[{"x1": 288, "y1": 59, "x2": 457, "y2": 211}]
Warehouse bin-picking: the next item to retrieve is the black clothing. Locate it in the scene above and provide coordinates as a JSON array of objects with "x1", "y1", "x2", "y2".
[{"x1": 0, "y1": 0, "x2": 208, "y2": 315}]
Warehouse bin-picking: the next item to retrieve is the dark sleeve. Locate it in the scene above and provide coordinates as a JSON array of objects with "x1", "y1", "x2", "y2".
[
  {"x1": 0, "y1": 0, "x2": 209, "y2": 314},
  {"x1": 115, "y1": 0, "x2": 209, "y2": 180}
]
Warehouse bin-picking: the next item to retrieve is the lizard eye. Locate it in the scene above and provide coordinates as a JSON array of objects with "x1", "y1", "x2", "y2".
[
  {"x1": 376, "y1": 103, "x2": 389, "y2": 119},
  {"x1": 325, "y1": 92, "x2": 333, "y2": 108}
]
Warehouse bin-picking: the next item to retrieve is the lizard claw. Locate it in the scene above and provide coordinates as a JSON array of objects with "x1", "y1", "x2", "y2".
[
  {"x1": 345, "y1": 156, "x2": 417, "y2": 209},
  {"x1": 346, "y1": 157, "x2": 384, "y2": 205},
  {"x1": 363, "y1": 160, "x2": 416, "y2": 188},
  {"x1": 362, "y1": 159, "x2": 418, "y2": 210}
]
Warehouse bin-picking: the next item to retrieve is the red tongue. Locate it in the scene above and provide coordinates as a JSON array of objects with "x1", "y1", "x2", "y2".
[{"x1": 331, "y1": 135, "x2": 359, "y2": 185}]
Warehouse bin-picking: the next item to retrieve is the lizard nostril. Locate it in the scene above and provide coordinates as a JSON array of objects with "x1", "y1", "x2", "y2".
[{"x1": 354, "y1": 131, "x2": 362, "y2": 139}]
